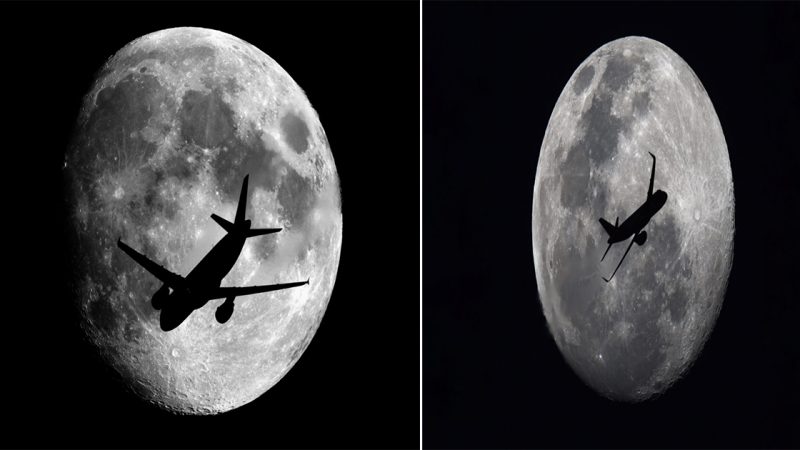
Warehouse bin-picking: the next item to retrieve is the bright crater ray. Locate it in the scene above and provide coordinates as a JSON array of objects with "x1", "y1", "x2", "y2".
[
  {"x1": 532, "y1": 36, "x2": 733, "y2": 401},
  {"x1": 64, "y1": 27, "x2": 342, "y2": 415}
]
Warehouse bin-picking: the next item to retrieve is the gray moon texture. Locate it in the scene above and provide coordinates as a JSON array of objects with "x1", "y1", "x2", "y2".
[
  {"x1": 532, "y1": 36, "x2": 734, "y2": 401},
  {"x1": 64, "y1": 28, "x2": 342, "y2": 414}
]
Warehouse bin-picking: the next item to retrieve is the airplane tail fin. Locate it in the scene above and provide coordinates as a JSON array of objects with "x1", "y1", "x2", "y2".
[{"x1": 235, "y1": 175, "x2": 249, "y2": 224}]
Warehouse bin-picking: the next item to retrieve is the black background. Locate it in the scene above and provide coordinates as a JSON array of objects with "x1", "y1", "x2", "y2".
[
  {"x1": 1, "y1": 1, "x2": 419, "y2": 449},
  {"x1": 424, "y1": 2, "x2": 799, "y2": 449}
]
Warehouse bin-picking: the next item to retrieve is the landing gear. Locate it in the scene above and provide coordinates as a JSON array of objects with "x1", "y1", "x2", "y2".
[{"x1": 215, "y1": 297, "x2": 235, "y2": 324}]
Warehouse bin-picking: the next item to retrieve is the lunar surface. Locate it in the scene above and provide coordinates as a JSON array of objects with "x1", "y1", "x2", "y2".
[
  {"x1": 64, "y1": 28, "x2": 342, "y2": 414},
  {"x1": 532, "y1": 37, "x2": 734, "y2": 401}
]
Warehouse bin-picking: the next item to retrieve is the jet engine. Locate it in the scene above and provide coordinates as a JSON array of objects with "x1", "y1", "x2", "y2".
[
  {"x1": 215, "y1": 297, "x2": 236, "y2": 324},
  {"x1": 634, "y1": 231, "x2": 647, "y2": 246},
  {"x1": 151, "y1": 285, "x2": 170, "y2": 310}
]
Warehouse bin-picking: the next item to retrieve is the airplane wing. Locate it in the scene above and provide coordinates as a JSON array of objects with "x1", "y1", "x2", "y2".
[
  {"x1": 602, "y1": 237, "x2": 636, "y2": 283},
  {"x1": 647, "y1": 152, "x2": 656, "y2": 199},
  {"x1": 117, "y1": 239, "x2": 184, "y2": 288},
  {"x1": 203, "y1": 279, "x2": 309, "y2": 301}
]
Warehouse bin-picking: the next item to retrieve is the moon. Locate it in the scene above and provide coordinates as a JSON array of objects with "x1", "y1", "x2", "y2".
[
  {"x1": 532, "y1": 36, "x2": 734, "y2": 401},
  {"x1": 64, "y1": 27, "x2": 342, "y2": 414}
]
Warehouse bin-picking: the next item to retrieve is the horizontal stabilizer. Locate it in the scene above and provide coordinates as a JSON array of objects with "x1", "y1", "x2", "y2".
[
  {"x1": 211, "y1": 214, "x2": 235, "y2": 233},
  {"x1": 247, "y1": 228, "x2": 282, "y2": 238}
]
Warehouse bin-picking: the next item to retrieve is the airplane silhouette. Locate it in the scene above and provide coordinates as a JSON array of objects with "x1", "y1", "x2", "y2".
[
  {"x1": 598, "y1": 152, "x2": 668, "y2": 283},
  {"x1": 117, "y1": 175, "x2": 308, "y2": 331}
]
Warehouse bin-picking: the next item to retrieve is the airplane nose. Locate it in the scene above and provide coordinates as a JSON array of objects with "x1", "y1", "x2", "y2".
[
  {"x1": 160, "y1": 315, "x2": 179, "y2": 332},
  {"x1": 159, "y1": 305, "x2": 191, "y2": 332}
]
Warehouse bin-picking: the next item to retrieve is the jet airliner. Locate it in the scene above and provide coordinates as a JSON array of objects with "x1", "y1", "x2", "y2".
[
  {"x1": 598, "y1": 152, "x2": 668, "y2": 282},
  {"x1": 118, "y1": 175, "x2": 308, "y2": 331}
]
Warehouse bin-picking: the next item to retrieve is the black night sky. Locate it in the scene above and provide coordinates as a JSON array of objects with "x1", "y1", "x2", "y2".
[
  {"x1": 424, "y1": 2, "x2": 799, "y2": 449},
  {"x1": 3, "y1": 1, "x2": 800, "y2": 448},
  {"x1": 1, "y1": 2, "x2": 418, "y2": 449}
]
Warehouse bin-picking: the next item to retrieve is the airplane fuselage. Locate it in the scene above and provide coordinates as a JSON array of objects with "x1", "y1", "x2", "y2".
[
  {"x1": 607, "y1": 190, "x2": 668, "y2": 244},
  {"x1": 158, "y1": 228, "x2": 247, "y2": 330},
  {"x1": 598, "y1": 152, "x2": 668, "y2": 283},
  {"x1": 118, "y1": 174, "x2": 304, "y2": 332},
  {"x1": 185, "y1": 231, "x2": 247, "y2": 299}
]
